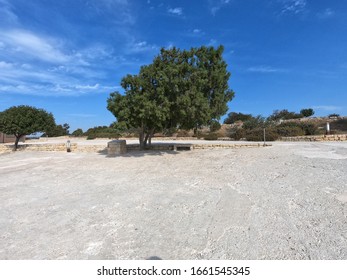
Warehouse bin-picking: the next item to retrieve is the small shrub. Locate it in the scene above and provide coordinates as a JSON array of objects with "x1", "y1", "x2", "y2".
[
  {"x1": 203, "y1": 132, "x2": 219, "y2": 141},
  {"x1": 300, "y1": 123, "x2": 317, "y2": 135},
  {"x1": 276, "y1": 122, "x2": 305, "y2": 137},
  {"x1": 86, "y1": 135, "x2": 96, "y2": 140},
  {"x1": 210, "y1": 120, "x2": 221, "y2": 132},
  {"x1": 245, "y1": 128, "x2": 279, "y2": 141},
  {"x1": 228, "y1": 128, "x2": 245, "y2": 140}
]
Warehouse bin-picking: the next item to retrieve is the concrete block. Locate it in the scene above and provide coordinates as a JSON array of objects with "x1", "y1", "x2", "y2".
[{"x1": 107, "y1": 140, "x2": 127, "y2": 156}]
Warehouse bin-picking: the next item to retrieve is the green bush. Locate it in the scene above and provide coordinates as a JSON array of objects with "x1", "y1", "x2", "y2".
[
  {"x1": 228, "y1": 128, "x2": 245, "y2": 140},
  {"x1": 245, "y1": 128, "x2": 279, "y2": 141},
  {"x1": 331, "y1": 119, "x2": 347, "y2": 133},
  {"x1": 203, "y1": 132, "x2": 219, "y2": 141},
  {"x1": 209, "y1": 120, "x2": 221, "y2": 132},
  {"x1": 276, "y1": 122, "x2": 305, "y2": 137},
  {"x1": 300, "y1": 123, "x2": 317, "y2": 135}
]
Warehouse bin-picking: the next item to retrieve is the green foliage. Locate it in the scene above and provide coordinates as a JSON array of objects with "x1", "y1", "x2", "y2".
[
  {"x1": 223, "y1": 112, "x2": 253, "y2": 124},
  {"x1": 84, "y1": 126, "x2": 121, "y2": 139},
  {"x1": 300, "y1": 123, "x2": 317, "y2": 135},
  {"x1": 268, "y1": 109, "x2": 302, "y2": 121},
  {"x1": 244, "y1": 128, "x2": 279, "y2": 141},
  {"x1": 242, "y1": 115, "x2": 266, "y2": 130},
  {"x1": 107, "y1": 45, "x2": 234, "y2": 149},
  {"x1": 71, "y1": 128, "x2": 84, "y2": 137},
  {"x1": 0, "y1": 105, "x2": 56, "y2": 150},
  {"x1": 209, "y1": 120, "x2": 221, "y2": 132},
  {"x1": 328, "y1": 113, "x2": 340, "y2": 118},
  {"x1": 300, "y1": 108, "x2": 315, "y2": 117},
  {"x1": 330, "y1": 119, "x2": 347, "y2": 133},
  {"x1": 228, "y1": 127, "x2": 245, "y2": 140},
  {"x1": 275, "y1": 122, "x2": 317, "y2": 136},
  {"x1": 203, "y1": 132, "x2": 219, "y2": 141},
  {"x1": 46, "y1": 124, "x2": 70, "y2": 137},
  {"x1": 276, "y1": 122, "x2": 305, "y2": 137}
]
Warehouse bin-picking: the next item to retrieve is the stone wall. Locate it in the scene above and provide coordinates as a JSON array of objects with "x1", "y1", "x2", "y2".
[{"x1": 280, "y1": 134, "x2": 347, "y2": 142}]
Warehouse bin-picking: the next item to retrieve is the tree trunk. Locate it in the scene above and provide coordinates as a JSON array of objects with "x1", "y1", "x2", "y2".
[
  {"x1": 139, "y1": 127, "x2": 145, "y2": 150},
  {"x1": 148, "y1": 128, "x2": 155, "y2": 146},
  {"x1": 14, "y1": 135, "x2": 21, "y2": 151}
]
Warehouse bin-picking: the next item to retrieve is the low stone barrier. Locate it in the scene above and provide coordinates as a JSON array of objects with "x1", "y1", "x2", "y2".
[
  {"x1": 0, "y1": 141, "x2": 267, "y2": 154},
  {"x1": 280, "y1": 134, "x2": 347, "y2": 142}
]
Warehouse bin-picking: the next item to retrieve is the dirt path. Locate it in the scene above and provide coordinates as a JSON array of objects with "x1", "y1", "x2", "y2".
[{"x1": 0, "y1": 142, "x2": 346, "y2": 259}]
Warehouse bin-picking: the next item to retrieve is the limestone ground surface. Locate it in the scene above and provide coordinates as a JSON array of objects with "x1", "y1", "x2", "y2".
[{"x1": 0, "y1": 142, "x2": 346, "y2": 259}]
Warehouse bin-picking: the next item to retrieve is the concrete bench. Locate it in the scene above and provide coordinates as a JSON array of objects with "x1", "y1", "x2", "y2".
[{"x1": 173, "y1": 144, "x2": 193, "y2": 151}]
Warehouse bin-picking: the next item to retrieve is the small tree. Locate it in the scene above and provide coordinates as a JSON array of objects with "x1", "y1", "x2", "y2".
[
  {"x1": 268, "y1": 109, "x2": 302, "y2": 121},
  {"x1": 300, "y1": 108, "x2": 315, "y2": 118},
  {"x1": 72, "y1": 128, "x2": 84, "y2": 137},
  {"x1": 0, "y1": 105, "x2": 56, "y2": 150},
  {"x1": 223, "y1": 112, "x2": 253, "y2": 124},
  {"x1": 62, "y1": 123, "x2": 70, "y2": 135}
]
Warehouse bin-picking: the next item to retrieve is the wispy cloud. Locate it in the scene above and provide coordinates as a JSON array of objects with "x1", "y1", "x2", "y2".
[
  {"x1": 126, "y1": 40, "x2": 158, "y2": 54},
  {"x1": 312, "y1": 105, "x2": 343, "y2": 112},
  {"x1": 317, "y1": 8, "x2": 335, "y2": 19},
  {"x1": 209, "y1": 0, "x2": 232, "y2": 16},
  {"x1": 85, "y1": 0, "x2": 135, "y2": 25},
  {"x1": 0, "y1": 0, "x2": 18, "y2": 25},
  {"x1": 207, "y1": 38, "x2": 218, "y2": 47},
  {"x1": 247, "y1": 66, "x2": 286, "y2": 73},
  {"x1": 0, "y1": 28, "x2": 123, "y2": 97},
  {"x1": 1, "y1": 29, "x2": 70, "y2": 64},
  {"x1": 280, "y1": 0, "x2": 307, "y2": 15},
  {"x1": 167, "y1": 7, "x2": 183, "y2": 16}
]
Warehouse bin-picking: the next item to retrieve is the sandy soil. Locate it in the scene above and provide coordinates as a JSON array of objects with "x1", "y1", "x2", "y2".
[{"x1": 0, "y1": 141, "x2": 346, "y2": 259}]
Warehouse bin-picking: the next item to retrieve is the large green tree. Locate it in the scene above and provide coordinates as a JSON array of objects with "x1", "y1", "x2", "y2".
[
  {"x1": 0, "y1": 105, "x2": 56, "y2": 150},
  {"x1": 107, "y1": 45, "x2": 235, "y2": 149},
  {"x1": 300, "y1": 108, "x2": 315, "y2": 117}
]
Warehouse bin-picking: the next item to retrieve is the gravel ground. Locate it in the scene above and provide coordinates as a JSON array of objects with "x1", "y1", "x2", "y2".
[{"x1": 0, "y1": 141, "x2": 346, "y2": 260}]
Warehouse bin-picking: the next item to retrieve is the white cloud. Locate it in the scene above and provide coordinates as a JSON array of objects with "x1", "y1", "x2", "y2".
[
  {"x1": 168, "y1": 7, "x2": 183, "y2": 16},
  {"x1": 247, "y1": 66, "x2": 285, "y2": 73},
  {"x1": 126, "y1": 40, "x2": 158, "y2": 53},
  {"x1": 207, "y1": 39, "x2": 218, "y2": 46},
  {"x1": 0, "y1": 61, "x2": 14, "y2": 69},
  {"x1": 75, "y1": 84, "x2": 100, "y2": 90},
  {"x1": 209, "y1": 0, "x2": 232, "y2": 16},
  {"x1": 312, "y1": 105, "x2": 343, "y2": 112},
  {"x1": 280, "y1": 0, "x2": 307, "y2": 15},
  {"x1": 193, "y1": 29, "x2": 201, "y2": 33},
  {"x1": 1, "y1": 29, "x2": 70, "y2": 64}
]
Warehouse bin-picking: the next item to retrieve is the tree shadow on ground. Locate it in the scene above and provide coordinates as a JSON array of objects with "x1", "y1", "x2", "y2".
[
  {"x1": 146, "y1": 256, "x2": 162, "y2": 260},
  {"x1": 97, "y1": 146, "x2": 182, "y2": 158}
]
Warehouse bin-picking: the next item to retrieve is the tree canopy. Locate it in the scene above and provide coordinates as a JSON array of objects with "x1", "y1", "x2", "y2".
[
  {"x1": 268, "y1": 109, "x2": 302, "y2": 122},
  {"x1": 0, "y1": 105, "x2": 56, "y2": 150},
  {"x1": 300, "y1": 108, "x2": 315, "y2": 117},
  {"x1": 223, "y1": 112, "x2": 253, "y2": 124},
  {"x1": 107, "y1": 45, "x2": 235, "y2": 149}
]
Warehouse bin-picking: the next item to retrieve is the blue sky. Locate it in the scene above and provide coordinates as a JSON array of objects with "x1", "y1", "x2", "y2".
[{"x1": 1, "y1": 0, "x2": 346, "y2": 131}]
